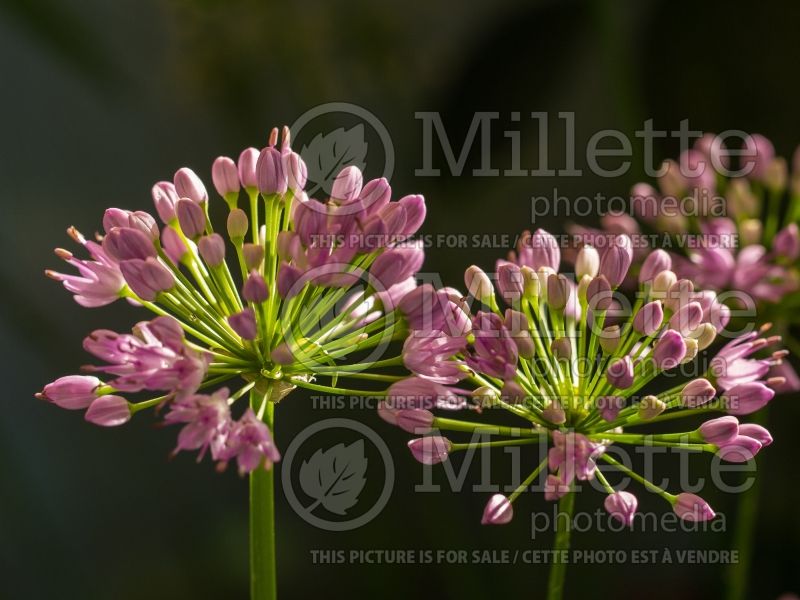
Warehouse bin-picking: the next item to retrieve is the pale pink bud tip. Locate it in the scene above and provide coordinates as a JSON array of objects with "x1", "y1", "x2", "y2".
[
  {"x1": 174, "y1": 167, "x2": 208, "y2": 203},
  {"x1": 407, "y1": 436, "x2": 451, "y2": 465},
  {"x1": 604, "y1": 491, "x2": 638, "y2": 527},
  {"x1": 41, "y1": 375, "x2": 101, "y2": 409},
  {"x1": 211, "y1": 156, "x2": 240, "y2": 197},
  {"x1": 481, "y1": 494, "x2": 513, "y2": 525},
  {"x1": 698, "y1": 416, "x2": 739, "y2": 445},
  {"x1": 85, "y1": 395, "x2": 131, "y2": 427},
  {"x1": 673, "y1": 493, "x2": 715, "y2": 522},
  {"x1": 395, "y1": 408, "x2": 435, "y2": 434}
]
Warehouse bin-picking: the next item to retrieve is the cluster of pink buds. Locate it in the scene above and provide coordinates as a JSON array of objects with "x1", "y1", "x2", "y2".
[
  {"x1": 379, "y1": 229, "x2": 786, "y2": 526},
  {"x1": 39, "y1": 126, "x2": 431, "y2": 472}
]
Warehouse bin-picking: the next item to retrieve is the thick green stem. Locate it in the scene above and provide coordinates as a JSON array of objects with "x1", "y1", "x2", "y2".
[
  {"x1": 250, "y1": 392, "x2": 276, "y2": 600},
  {"x1": 547, "y1": 491, "x2": 574, "y2": 600}
]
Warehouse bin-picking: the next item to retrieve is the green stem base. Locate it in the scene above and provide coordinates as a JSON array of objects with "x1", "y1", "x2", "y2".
[
  {"x1": 547, "y1": 491, "x2": 575, "y2": 600},
  {"x1": 250, "y1": 398, "x2": 276, "y2": 600}
]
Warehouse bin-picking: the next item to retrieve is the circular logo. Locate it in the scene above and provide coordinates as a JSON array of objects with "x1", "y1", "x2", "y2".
[
  {"x1": 289, "y1": 102, "x2": 394, "y2": 206},
  {"x1": 281, "y1": 417, "x2": 394, "y2": 531}
]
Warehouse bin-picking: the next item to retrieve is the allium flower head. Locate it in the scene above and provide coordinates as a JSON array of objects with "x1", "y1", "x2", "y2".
[
  {"x1": 40, "y1": 126, "x2": 429, "y2": 472},
  {"x1": 383, "y1": 230, "x2": 785, "y2": 526}
]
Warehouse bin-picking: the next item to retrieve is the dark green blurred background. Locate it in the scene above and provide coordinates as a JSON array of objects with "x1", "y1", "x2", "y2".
[{"x1": 1, "y1": 0, "x2": 799, "y2": 598}]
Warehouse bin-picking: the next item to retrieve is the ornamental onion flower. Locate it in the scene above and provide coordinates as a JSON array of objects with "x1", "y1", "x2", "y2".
[
  {"x1": 38, "y1": 126, "x2": 431, "y2": 599},
  {"x1": 383, "y1": 229, "x2": 785, "y2": 540}
]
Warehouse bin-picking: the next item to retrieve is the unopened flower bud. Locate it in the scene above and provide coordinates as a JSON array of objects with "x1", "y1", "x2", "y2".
[
  {"x1": 521, "y1": 266, "x2": 539, "y2": 299},
  {"x1": 604, "y1": 491, "x2": 637, "y2": 527},
  {"x1": 740, "y1": 219, "x2": 762, "y2": 246},
  {"x1": 633, "y1": 301, "x2": 664, "y2": 336},
  {"x1": 587, "y1": 275, "x2": 613, "y2": 311},
  {"x1": 177, "y1": 198, "x2": 206, "y2": 239},
  {"x1": 546, "y1": 273, "x2": 569, "y2": 311},
  {"x1": 481, "y1": 494, "x2": 513, "y2": 525},
  {"x1": 651, "y1": 270, "x2": 677, "y2": 300},
  {"x1": 599, "y1": 325, "x2": 620, "y2": 354},
  {"x1": 680, "y1": 378, "x2": 716, "y2": 408},
  {"x1": 774, "y1": 223, "x2": 800, "y2": 260},
  {"x1": 698, "y1": 416, "x2": 739, "y2": 445},
  {"x1": 638, "y1": 395, "x2": 665, "y2": 420},
  {"x1": 606, "y1": 355, "x2": 634, "y2": 389},
  {"x1": 198, "y1": 234, "x2": 226, "y2": 267},
  {"x1": 465, "y1": 265, "x2": 494, "y2": 302},
  {"x1": 575, "y1": 245, "x2": 599, "y2": 278},
  {"x1": 598, "y1": 234, "x2": 633, "y2": 287},
  {"x1": 227, "y1": 208, "x2": 249, "y2": 242},
  {"x1": 331, "y1": 165, "x2": 364, "y2": 202},
  {"x1": 551, "y1": 337, "x2": 572, "y2": 361},
  {"x1": 85, "y1": 395, "x2": 131, "y2": 427},
  {"x1": 396, "y1": 408, "x2": 435, "y2": 434},
  {"x1": 256, "y1": 146, "x2": 287, "y2": 195},
  {"x1": 211, "y1": 156, "x2": 240, "y2": 200},
  {"x1": 408, "y1": 436, "x2": 452, "y2": 465},
  {"x1": 673, "y1": 493, "x2": 715, "y2": 522},
  {"x1": 228, "y1": 308, "x2": 258, "y2": 340},
  {"x1": 243, "y1": 270, "x2": 269, "y2": 303},
  {"x1": 689, "y1": 322, "x2": 717, "y2": 350},
  {"x1": 238, "y1": 147, "x2": 260, "y2": 190},
  {"x1": 174, "y1": 167, "x2": 208, "y2": 204},
  {"x1": 681, "y1": 338, "x2": 699, "y2": 364},
  {"x1": 119, "y1": 258, "x2": 174, "y2": 301},
  {"x1": 639, "y1": 249, "x2": 672, "y2": 284},
  {"x1": 542, "y1": 402, "x2": 566, "y2": 424},
  {"x1": 243, "y1": 243, "x2": 265, "y2": 271},
  {"x1": 40, "y1": 375, "x2": 100, "y2": 409}
]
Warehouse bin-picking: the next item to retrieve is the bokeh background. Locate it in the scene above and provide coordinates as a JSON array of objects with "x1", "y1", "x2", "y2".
[{"x1": 1, "y1": 0, "x2": 799, "y2": 598}]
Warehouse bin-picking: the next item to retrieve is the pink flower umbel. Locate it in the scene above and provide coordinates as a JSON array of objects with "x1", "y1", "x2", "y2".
[
  {"x1": 382, "y1": 230, "x2": 785, "y2": 531},
  {"x1": 39, "y1": 126, "x2": 429, "y2": 471}
]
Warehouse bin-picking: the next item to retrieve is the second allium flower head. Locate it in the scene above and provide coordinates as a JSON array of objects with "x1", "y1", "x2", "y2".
[
  {"x1": 382, "y1": 228, "x2": 785, "y2": 526},
  {"x1": 40, "y1": 126, "x2": 429, "y2": 473}
]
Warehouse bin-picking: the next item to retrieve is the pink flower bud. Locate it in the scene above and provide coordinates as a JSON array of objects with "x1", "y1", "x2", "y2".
[
  {"x1": 574, "y1": 245, "x2": 599, "y2": 279},
  {"x1": 721, "y1": 382, "x2": 775, "y2": 415},
  {"x1": 238, "y1": 147, "x2": 260, "y2": 189},
  {"x1": 596, "y1": 395, "x2": 625, "y2": 421},
  {"x1": 212, "y1": 156, "x2": 240, "y2": 197},
  {"x1": 40, "y1": 375, "x2": 101, "y2": 409},
  {"x1": 604, "y1": 491, "x2": 638, "y2": 526},
  {"x1": 606, "y1": 355, "x2": 634, "y2": 389},
  {"x1": 741, "y1": 133, "x2": 775, "y2": 180},
  {"x1": 256, "y1": 146, "x2": 287, "y2": 195},
  {"x1": 243, "y1": 243, "x2": 264, "y2": 271},
  {"x1": 774, "y1": 223, "x2": 800, "y2": 260},
  {"x1": 243, "y1": 270, "x2": 269, "y2": 303},
  {"x1": 408, "y1": 436, "x2": 452, "y2": 465},
  {"x1": 680, "y1": 378, "x2": 716, "y2": 408},
  {"x1": 360, "y1": 178, "x2": 392, "y2": 215},
  {"x1": 639, "y1": 249, "x2": 672, "y2": 284},
  {"x1": 103, "y1": 227, "x2": 157, "y2": 262},
  {"x1": 698, "y1": 416, "x2": 739, "y2": 445},
  {"x1": 738, "y1": 424, "x2": 773, "y2": 447},
  {"x1": 396, "y1": 408, "x2": 435, "y2": 434},
  {"x1": 176, "y1": 198, "x2": 207, "y2": 239},
  {"x1": 633, "y1": 301, "x2": 664, "y2": 336},
  {"x1": 465, "y1": 265, "x2": 494, "y2": 301},
  {"x1": 277, "y1": 264, "x2": 303, "y2": 299},
  {"x1": 228, "y1": 308, "x2": 257, "y2": 340},
  {"x1": 668, "y1": 301, "x2": 703, "y2": 336},
  {"x1": 652, "y1": 330, "x2": 686, "y2": 369},
  {"x1": 174, "y1": 167, "x2": 208, "y2": 203},
  {"x1": 227, "y1": 208, "x2": 249, "y2": 240},
  {"x1": 119, "y1": 258, "x2": 175, "y2": 301},
  {"x1": 673, "y1": 493, "x2": 715, "y2": 522},
  {"x1": 85, "y1": 395, "x2": 131, "y2": 427},
  {"x1": 282, "y1": 151, "x2": 307, "y2": 193},
  {"x1": 271, "y1": 342, "x2": 295, "y2": 366},
  {"x1": 717, "y1": 435, "x2": 762, "y2": 462},
  {"x1": 481, "y1": 494, "x2": 513, "y2": 525},
  {"x1": 598, "y1": 234, "x2": 633, "y2": 287},
  {"x1": 151, "y1": 181, "x2": 179, "y2": 223},
  {"x1": 542, "y1": 402, "x2": 566, "y2": 425},
  {"x1": 161, "y1": 226, "x2": 188, "y2": 264},
  {"x1": 587, "y1": 275, "x2": 613, "y2": 311},
  {"x1": 631, "y1": 182, "x2": 660, "y2": 219},
  {"x1": 370, "y1": 247, "x2": 425, "y2": 291},
  {"x1": 198, "y1": 234, "x2": 226, "y2": 267},
  {"x1": 398, "y1": 194, "x2": 426, "y2": 237},
  {"x1": 547, "y1": 273, "x2": 570, "y2": 310},
  {"x1": 331, "y1": 165, "x2": 363, "y2": 202}
]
